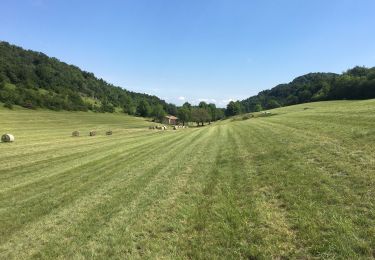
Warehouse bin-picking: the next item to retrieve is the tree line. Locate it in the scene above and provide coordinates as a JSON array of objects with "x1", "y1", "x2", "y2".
[
  {"x1": 122, "y1": 98, "x2": 225, "y2": 125},
  {"x1": 226, "y1": 67, "x2": 375, "y2": 116},
  {"x1": 0, "y1": 41, "x2": 225, "y2": 124},
  {"x1": 0, "y1": 41, "x2": 177, "y2": 115}
]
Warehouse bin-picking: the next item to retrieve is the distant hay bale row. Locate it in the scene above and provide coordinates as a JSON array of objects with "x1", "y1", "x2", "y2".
[
  {"x1": 259, "y1": 111, "x2": 272, "y2": 117},
  {"x1": 149, "y1": 125, "x2": 167, "y2": 130},
  {"x1": 173, "y1": 125, "x2": 188, "y2": 130},
  {"x1": 149, "y1": 125, "x2": 188, "y2": 130},
  {"x1": 72, "y1": 130, "x2": 112, "y2": 137},
  {"x1": 1, "y1": 134, "x2": 15, "y2": 143}
]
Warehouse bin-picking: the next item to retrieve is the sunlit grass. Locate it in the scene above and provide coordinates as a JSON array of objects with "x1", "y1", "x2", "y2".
[{"x1": 0, "y1": 100, "x2": 374, "y2": 259}]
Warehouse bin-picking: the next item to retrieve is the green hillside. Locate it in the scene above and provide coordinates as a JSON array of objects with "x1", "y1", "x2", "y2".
[
  {"x1": 0, "y1": 41, "x2": 173, "y2": 114},
  {"x1": 237, "y1": 67, "x2": 375, "y2": 114},
  {"x1": 1, "y1": 100, "x2": 374, "y2": 258}
]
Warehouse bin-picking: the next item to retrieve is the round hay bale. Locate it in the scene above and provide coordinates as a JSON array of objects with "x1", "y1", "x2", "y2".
[
  {"x1": 89, "y1": 131, "x2": 96, "y2": 136},
  {"x1": 1, "y1": 134, "x2": 15, "y2": 142},
  {"x1": 72, "y1": 131, "x2": 80, "y2": 137},
  {"x1": 106, "y1": 130, "x2": 113, "y2": 135}
]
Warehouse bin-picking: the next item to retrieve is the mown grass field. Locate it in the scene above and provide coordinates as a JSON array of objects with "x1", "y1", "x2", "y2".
[{"x1": 0, "y1": 100, "x2": 374, "y2": 259}]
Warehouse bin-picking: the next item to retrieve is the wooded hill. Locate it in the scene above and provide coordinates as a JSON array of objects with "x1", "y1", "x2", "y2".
[
  {"x1": 0, "y1": 41, "x2": 175, "y2": 114},
  {"x1": 1, "y1": 41, "x2": 374, "y2": 119},
  {"x1": 231, "y1": 66, "x2": 375, "y2": 115}
]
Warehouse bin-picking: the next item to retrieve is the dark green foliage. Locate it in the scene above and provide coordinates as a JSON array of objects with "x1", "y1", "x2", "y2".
[
  {"x1": 182, "y1": 102, "x2": 192, "y2": 110},
  {"x1": 3, "y1": 101, "x2": 13, "y2": 109},
  {"x1": 207, "y1": 103, "x2": 216, "y2": 122},
  {"x1": 166, "y1": 103, "x2": 178, "y2": 116},
  {"x1": 225, "y1": 101, "x2": 242, "y2": 116},
  {"x1": 101, "y1": 101, "x2": 115, "y2": 113},
  {"x1": 198, "y1": 101, "x2": 208, "y2": 109},
  {"x1": 180, "y1": 103, "x2": 224, "y2": 125},
  {"x1": 177, "y1": 106, "x2": 190, "y2": 126},
  {"x1": 191, "y1": 108, "x2": 211, "y2": 126},
  {"x1": 239, "y1": 67, "x2": 375, "y2": 113},
  {"x1": 122, "y1": 97, "x2": 136, "y2": 115},
  {"x1": 151, "y1": 104, "x2": 166, "y2": 122},
  {"x1": 136, "y1": 100, "x2": 151, "y2": 117},
  {"x1": 0, "y1": 41, "x2": 170, "y2": 113},
  {"x1": 215, "y1": 108, "x2": 225, "y2": 120}
]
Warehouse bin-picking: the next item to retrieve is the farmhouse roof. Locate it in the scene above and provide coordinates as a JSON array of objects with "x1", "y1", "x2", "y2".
[{"x1": 165, "y1": 115, "x2": 178, "y2": 120}]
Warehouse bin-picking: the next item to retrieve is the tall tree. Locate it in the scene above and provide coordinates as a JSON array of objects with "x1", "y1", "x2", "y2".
[
  {"x1": 177, "y1": 106, "x2": 190, "y2": 126},
  {"x1": 225, "y1": 101, "x2": 242, "y2": 116},
  {"x1": 166, "y1": 103, "x2": 178, "y2": 116},
  {"x1": 182, "y1": 102, "x2": 192, "y2": 110},
  {"x1": 151, "y1": 104, "x2": 166, "y2": 122},
  {"x1": 191, "y1": 108, "x2": 210, "y2": 126},
  {"x1": 198, "y1": 101, "x2": 208, "y2": 109},
  {"x1": 207, "y1": 103, "x2": 217, "y2": 122},
  {"x1": 136, "y1": 100, "x2": 151, "y2": 117}
]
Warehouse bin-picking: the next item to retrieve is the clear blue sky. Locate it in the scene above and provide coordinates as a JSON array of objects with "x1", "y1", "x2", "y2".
[{"x1": 1, "y1": 0, "x2": 375, "y2": 107}]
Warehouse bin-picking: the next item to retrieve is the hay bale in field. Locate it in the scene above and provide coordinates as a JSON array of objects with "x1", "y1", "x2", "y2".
[
  {"x1": 72, "y1": 131, "x2": 80, "y2": 137},
  {"x1": 89, "y1": 130, "x2": 96, "y2": 136},
  {"x1": 106, "y1": 130, "x2": 113, "y2": 135},
  {"x1": 1, "y1": 134, "x2": 15, "y2": 142}
]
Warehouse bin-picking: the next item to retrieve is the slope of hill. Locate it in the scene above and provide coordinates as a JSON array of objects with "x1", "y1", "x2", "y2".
[
  {"x1": 0, "y1": 41, "x2": 173, "y2": 114},
  {"x1": 239, "y1": 66, "x2": 375, "y2": 113},
  {"x1": 1, "y1": 99, "x2": 374, "y2": 258}
]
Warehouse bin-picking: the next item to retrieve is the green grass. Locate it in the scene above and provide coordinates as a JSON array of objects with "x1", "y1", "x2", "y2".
[{"x1": 0, "y1": 100, "x2": 374, "y2": 259}]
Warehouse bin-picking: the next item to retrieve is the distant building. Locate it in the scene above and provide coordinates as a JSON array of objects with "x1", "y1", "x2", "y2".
[{"x1": 164, "y1": 115, "x2": 178, "y2": 125}]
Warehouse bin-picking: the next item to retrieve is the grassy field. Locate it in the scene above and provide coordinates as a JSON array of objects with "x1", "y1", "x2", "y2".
[{"x1": 0, "y1": 100, "x2": 374, "y2": 259}]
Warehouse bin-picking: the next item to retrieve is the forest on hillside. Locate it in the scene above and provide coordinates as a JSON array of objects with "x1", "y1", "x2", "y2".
[
  {"x1": 1, "y1": 41, "x2": 375, "y2": 120},
  {"x1": 0, "y1": 41, "x2": 174, "y2": 114},
  {"x1": 225, "y1": 66, "x2": 375, "y2": 115},
  {"x1": 0, "y1": 41, "x2": 225, "y2": 124}
]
